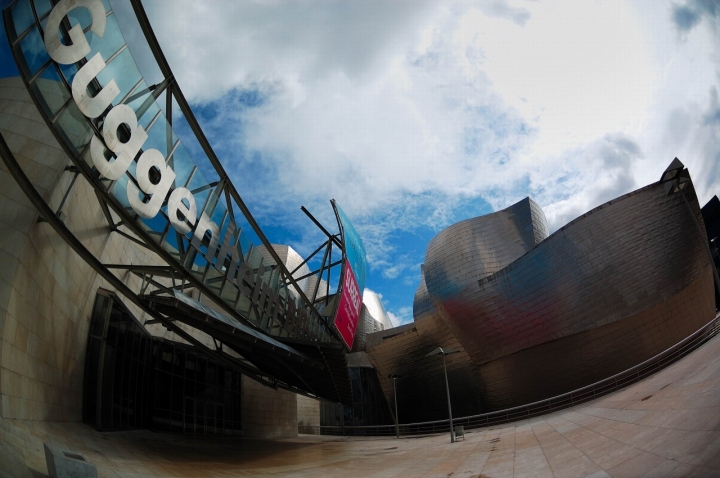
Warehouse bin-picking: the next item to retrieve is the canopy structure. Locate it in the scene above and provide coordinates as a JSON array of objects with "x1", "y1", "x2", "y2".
[{"x1": 143, "y1": 291, "x2": 353, "y2": 404}]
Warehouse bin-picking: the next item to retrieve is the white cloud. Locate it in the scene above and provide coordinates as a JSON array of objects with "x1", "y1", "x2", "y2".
[
  {"x1": 387, "y1": 306, "x2": 414, "y2": 326},
  {"x1": 144, "y1": 0, "x2": 534, "y2": 217},
  {"x1": 457, "y1": 0, "x2": 657, "y2": 157},
  {"x1": 138, "y1": 0, "x2": 720, "y2": 315}
]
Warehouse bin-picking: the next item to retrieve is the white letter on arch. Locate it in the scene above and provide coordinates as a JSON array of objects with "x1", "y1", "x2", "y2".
[
  {"x1": 127, "y1": 149, "x2": 176, "y2": 219},
  {"x1": 44, "y1": 0, "x2": 106, "y2": 65},
  {"x1": 72, "y1": 53, "x2": 119, "y2": 119},
  {"x1": 167, "y1": 187, "x2": 197, "y2": 234},
  {"x1": 90, "y1": 104, "x2": 147, "y2": 180}
]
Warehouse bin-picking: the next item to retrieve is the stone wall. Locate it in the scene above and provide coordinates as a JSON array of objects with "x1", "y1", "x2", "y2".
[
  {"x1": 0, "y1": 77, "x2": 232, "y2": 421},
  {"x1": 0, "y1": 75, "x2": 310, "y2": 441},
  {"x1": 0, "y1": 77, "x2": 171, "y2": 420},
  {"x1": 296, "y1": 395, "x2": 320, "y2": 434},
  {"x1": 241, "y1": 376, "x2": 297, "y2": 438},
  {"x1": 0, "y1": 76, "x2": 88, "y2": 421}
]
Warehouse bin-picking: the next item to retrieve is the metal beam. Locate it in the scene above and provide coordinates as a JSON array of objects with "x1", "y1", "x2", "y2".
[
  {"x1": 302, "y1": 206, "x2": 343, "y2": 249},
  {"x1": 291, "y1": 259, "x2": 343, "y2": 283},
  {"x1": 127, "y1": 0, "x2": 338, "y2": 342},
  {"x1": 0, "y1": 130, "x2": 282, "y2": 391}
]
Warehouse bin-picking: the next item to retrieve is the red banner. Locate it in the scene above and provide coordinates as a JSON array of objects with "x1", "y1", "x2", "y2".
[{"x1": 335, "y1": 260, "x2": 362, "y2": 349}]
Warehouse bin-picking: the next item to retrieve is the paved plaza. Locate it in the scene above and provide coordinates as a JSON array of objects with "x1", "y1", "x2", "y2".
[{"x1": 3, "y1": 330, "x2": 720, "y2": 477}]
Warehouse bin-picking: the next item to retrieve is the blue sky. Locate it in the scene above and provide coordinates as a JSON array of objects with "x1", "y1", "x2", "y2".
[
  {"x1": 127, "y1": 0, "x2": 720, "y2": 326},
  {"x1": 4, "y1": 0, "x2": 719, "y2": 327}
]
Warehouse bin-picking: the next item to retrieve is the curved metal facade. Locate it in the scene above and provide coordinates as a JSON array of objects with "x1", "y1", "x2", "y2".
[
  {"x1": 350, "y1": 290, "x2": 394, "y2": 352},
  {"x1": 367, "y1": 174, "x2": 715, "y2": 420},
  {"x1": 363, "y1": 290, "x2": 394, "y2": 331},
  {"x1": 416, "y1": 197, "x2": 548, "y2": 327}
]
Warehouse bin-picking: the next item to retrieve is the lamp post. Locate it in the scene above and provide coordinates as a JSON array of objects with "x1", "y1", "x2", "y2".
[
  {"x1": 388, "y1": 374, "x2": 401, "y2": 438},
  {"x1": 426, "y1": 346, "x2": 459, "y2": 443}
]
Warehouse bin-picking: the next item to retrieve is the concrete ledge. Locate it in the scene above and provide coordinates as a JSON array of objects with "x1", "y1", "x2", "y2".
[{"x1": 44, "y1": 442, "x2": 97, "y2": 478}]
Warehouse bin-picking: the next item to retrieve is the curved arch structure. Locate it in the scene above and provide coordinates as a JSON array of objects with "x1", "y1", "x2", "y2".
[{"x1": 0, "y1": 0, "x2": 354, "y2": 409}]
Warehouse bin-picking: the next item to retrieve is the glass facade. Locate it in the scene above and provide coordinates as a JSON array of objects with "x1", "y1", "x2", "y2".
[
  {"x1": 320, "y1": 367, "x2": 392, "y2": 428},
  {"x1": 150, "y1": 339, "x2": 242, "y2": 435},
  {"x1": 83, "y1": 290, "x2": 153, "y2": 431},
  {"x1": 83, "y1": 290, "x2": 243, "y2": 434}
]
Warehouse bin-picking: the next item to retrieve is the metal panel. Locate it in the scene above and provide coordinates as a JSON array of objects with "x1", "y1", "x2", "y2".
[{"x1": 367, "y1": 178, "x2": 715, "y2": 417}]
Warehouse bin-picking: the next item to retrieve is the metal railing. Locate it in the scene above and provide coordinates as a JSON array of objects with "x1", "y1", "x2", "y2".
[{"x1": 303, "y1": 313, "x2": 720, "y2": 437}]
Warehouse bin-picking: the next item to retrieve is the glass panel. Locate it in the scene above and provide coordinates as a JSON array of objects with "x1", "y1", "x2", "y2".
[
  {"x1": 95, "y1": 47, "x2": 143, "y2": 107},
  {"x1": 54, "y1": 101, "x2": 92, "y2": 153},
  {"x1": 205, "y1": 268, "x2": 223, "y2": 294},
  {"x1": 187, "y1": 169, "x2": 211, "y2": 200},
  {"x1": 33, "y1": 64, "x2": 70, "y2": 117},
  {"x1": 137, "y1": 101, "x2": 160, "y2": 129},
  {"x1": 142, "y1": 112, "x2": 175, "y2": 160},
  {"x1": 18, "y1": 26, "x2": 49, "y2": 76},
  {"x1": 110, "y1": 175, "x2": 131, "y2": 208},
  {"x1": 209, "y1": 199, "x2": 228, "y2": 238},
  {"x1": 57, "y1": 62, "x2": 78, "y2": 86},
  {"x1": 32, "y1": 0, "x2": 52, "y2": 19},
  {"x1": 220, "y1": 276, "x2": 239, "y2": 304},
  {"x1": 11, "y1": 0, "x2": 35, "y2": 36},
  {"x1": 86, "y1": 13, "x2": 125, "y2": 63},
  {"x1": 123, "y1": 79, "x2": 150, "y2": 112},
  {"x1": 139, "y1": 212, "x2": 169, "y2": 238},
  {"x1": 169, "y1": 143, "x2": 195, "y2": 187},
  {"x1": 239, "y1": 231, "x2": 253, "y2": 262}
]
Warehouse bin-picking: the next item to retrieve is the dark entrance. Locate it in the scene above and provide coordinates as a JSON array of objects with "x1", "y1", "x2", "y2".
[{"x1": 82, "y1": 290, "x2": 242, "y2": 434}]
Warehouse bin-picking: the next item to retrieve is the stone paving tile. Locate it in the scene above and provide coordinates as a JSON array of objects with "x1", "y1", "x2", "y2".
[
  {"x1": 451, "y1": 450, "x2": 491, "y2": 477},
  {"x1": 549, "y1": 455, "x2": 603, "y2": 478},
  {"x1": 3, "y1": 335, "x2": 720, "y2": 476},
  {"x1": 513, "y1": 445, "x2": 553, "y2": 477},
  {"x1": 603, "y1": 449, "x2": 672, "y2": 477},
  {"x1": 637, "y1": 459, "x2": 700, "y2": 478}
]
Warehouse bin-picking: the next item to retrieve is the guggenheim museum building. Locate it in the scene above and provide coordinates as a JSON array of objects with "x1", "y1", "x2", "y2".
[{"x1": 0, "y1": 0, "x2": 719, "y2": 441}]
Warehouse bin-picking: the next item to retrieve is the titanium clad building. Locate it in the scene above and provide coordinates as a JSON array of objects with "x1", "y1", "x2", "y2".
[
  {"x1": 366, "y1": 163, "x2": 716, "y2": 422},
  {"x1": 0, "y1": 0, "x2": 717, "y2": 441}
]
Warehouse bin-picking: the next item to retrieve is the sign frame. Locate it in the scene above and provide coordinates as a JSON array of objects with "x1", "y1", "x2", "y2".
[{"x1": 331, "y1": 200, "x2": 367, "y2": 350}]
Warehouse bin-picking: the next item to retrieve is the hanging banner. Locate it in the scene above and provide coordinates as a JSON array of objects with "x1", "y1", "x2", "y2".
[{"x1": 332, "y1": 201, "x2": 367, "y2": 349}]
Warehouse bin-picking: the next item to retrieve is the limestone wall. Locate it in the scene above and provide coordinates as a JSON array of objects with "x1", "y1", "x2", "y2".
[
  {"x1": 0, "y1": 76, "x2": 88, "y2": 421},
  {"x1": 0, "y1": 77, "x2": 169, "y2": 420},
  {"x1": 241, "y1": 376, "x2": 298, "y2": 438},
  {"x1": 0, "y1": 75, "x2": 306, "y2": 441},
  {"x1": 0, "y1": 77, "x2": 211, "y2": 421},
  {"x1": 296, "y1": 394, "x2": 320, "y2": 434}
]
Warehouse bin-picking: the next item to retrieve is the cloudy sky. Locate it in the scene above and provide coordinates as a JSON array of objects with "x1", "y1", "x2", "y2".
[{"x1": 120, "y1": 0, "x2": 718, "y2": 325}]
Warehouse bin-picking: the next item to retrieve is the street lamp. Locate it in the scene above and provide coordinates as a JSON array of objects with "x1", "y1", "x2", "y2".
[
  {"x1": 388, "y1": 374, "x2": 401, "y2": 438},
  {"x1": 426, "y1": 346, "x2": 459, "y2": 443}
]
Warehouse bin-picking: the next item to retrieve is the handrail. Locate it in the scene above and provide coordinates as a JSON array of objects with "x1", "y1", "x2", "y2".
[{"x1": 303, "y1": 312, "x2": 720, "y2": 437}]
